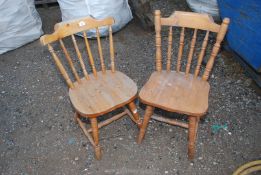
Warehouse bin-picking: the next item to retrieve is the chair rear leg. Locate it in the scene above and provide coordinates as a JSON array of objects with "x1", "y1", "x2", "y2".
[
  {"x1": 90, "y1": 118, "x2": 102, "y2": 160},
  {"x1": 137, "y1": 105, "x2": 154, "y2": 144},
  {"x1": 188, "y1": 116, "x2": 199, "y2": 160},
  {"x1": 128, "y1": 101, "x2": 142, "y2": 127}
]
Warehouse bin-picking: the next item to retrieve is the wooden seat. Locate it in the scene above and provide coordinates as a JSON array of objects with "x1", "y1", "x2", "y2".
[
  {"x1": 139, "y1": 71, "x2": 210, "y2": 116},
  {"x1": 69, "y1": 71, "x2": 137, "y2": 117},
  {"x1": 40, "y1": 16, "x2": 142, "y2": 160},
  {"x1": 137, "y1": 10, "x2": 229, "y2": 160}
]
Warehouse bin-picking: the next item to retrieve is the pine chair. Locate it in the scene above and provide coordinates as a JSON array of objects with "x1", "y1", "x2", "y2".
[
  {"x1": 40, "y1": 17, "x2": 142, "y2": 160},
  {"x1": 137, "y1": 10, "x2": 229, "y2": 160}
]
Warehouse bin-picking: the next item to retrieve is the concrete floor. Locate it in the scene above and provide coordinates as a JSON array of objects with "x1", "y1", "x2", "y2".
[{"x1": 0, "y1": 1, "x2": 260, "y2": 175}]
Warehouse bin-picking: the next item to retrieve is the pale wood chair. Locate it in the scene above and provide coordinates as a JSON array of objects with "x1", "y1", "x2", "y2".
[
  {"x1": 137, "y1": 10, "x2": 230, "y2": 160},
  {"x1": 40, "y1": 17, "x2": 142, "y2": 160}
]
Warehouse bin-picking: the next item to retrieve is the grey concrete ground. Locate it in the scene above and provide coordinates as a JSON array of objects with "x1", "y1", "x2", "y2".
[{"x1": 0, "y1": 1, "x2": 260, "y2": 175}]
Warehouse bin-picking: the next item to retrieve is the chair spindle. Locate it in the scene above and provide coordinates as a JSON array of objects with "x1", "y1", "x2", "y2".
[
  {"x1": 71, "y1": 34, "x2": 89, "y2": 79},
  {"x1": 176, "y1": 27, "x2": 185, "y2": 72},
  {"x1": 202, "y1": 18, "x2": 229, "y2": 81},
  {"x1": 185, "y1": 29, "x2": 198, "y2": 75},
  {"x1": 109, "y1": 26, "x2": 115, "y2": 73},
  {"x1": 166, "y1": 26, "x2": 173, "y2": 72},
  {"x1": 59, "y1": 39, "x2": 81, "y2": 82},
  {"x1": 194, "y1": 31, "x2": 209, "y2": 77},
  {"x1": 96, "y1": 28, "x2": 106, "y2": 73},
  {"x1": 47, "y1": 44, "x2": 74, "y2": 88},
  {"x1": 83, "y1": 32, "x2": 97, "y2": 77},
  {"x1": 155, "y1": 10, "x2": 162, "y2": 72}
]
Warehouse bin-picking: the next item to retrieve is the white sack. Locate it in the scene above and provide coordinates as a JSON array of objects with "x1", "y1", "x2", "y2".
[
  {"x1": 0, "y1": 0, "x2": 43, "y2": 54},
  {"x1": 57, "y1": 0, "x2": 133, "y2": 37},
  {"x1": 186, "y1": 0, "x2": 220, "y2": 20}
]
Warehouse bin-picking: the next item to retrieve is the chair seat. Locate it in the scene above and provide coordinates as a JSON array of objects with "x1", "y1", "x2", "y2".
[
  {"x1": 69, "y1": 71, "x2": 137, "y2": 117},
  {"x1": 139, "y1": 71, "x2": 210, "y2": 116}
]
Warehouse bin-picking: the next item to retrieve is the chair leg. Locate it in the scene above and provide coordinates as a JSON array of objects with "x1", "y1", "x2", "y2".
[
  {"x1": 128, "y1": 101, "x2": 142, "y2": 127},
  {"x1": 137, "y1": 105, "x2": 154, "y2": 144},
  {"x1": 74, "y1": 112, "x2": 79, "y2": 123},
  {"x1": 90, "y1": 118, "x2": 101, "y2": 160},
  {"x1": 188, "y1": 116, "x2": 200, "y2": 160}
]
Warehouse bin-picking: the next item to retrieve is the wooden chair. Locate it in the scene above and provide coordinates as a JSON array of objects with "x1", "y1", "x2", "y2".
[
  {"x1": 137, "y1": 10, "x2": 229, "y2": 160},
  {"x1": 40, "y1": 17, "x2": 142, "y2": 160}
]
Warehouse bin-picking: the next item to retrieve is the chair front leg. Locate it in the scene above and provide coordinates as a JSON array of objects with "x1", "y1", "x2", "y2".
[
  {"x1": 74, "y1": 112, "x2": 79, "y2": 123},
  {"x1": 188, "y1": 116, "x2": 200, "y2": 160},
  {"x1": 137, "y1": 105, "x2": 154, "y2": 144},
  {"x1": 90, "y1": 118, "x2": 102, "y2": 160},
  {"x1": 128, "y1": 101, "x2": 142, "y2": 127}
]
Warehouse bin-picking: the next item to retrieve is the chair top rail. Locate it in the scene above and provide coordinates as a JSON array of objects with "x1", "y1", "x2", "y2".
[
  {"x1": 40, "y1": 16, "x2": 115, "y2": 45},
  {"x1": 160, "y1": 11, "x2": 220, "y2": 32}
]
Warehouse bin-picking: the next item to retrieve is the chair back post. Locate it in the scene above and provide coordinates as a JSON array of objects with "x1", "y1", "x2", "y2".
[
  {"x1": 166, "y1": 26, "x2": 173, "y2": 72},
  {"x1": 194, "y1": 31, "x2": 209, "y2": 77},
  {"x1": 96, "y1": 28, "x2": 106, "y2": 73},
  {"x1": 71, "y1": 34, "x2": 90, "y2": 80},
  {"x1": 155, "y1": 10, "x2": 162, "y2": 72},
  {"x1": 109, "y1": 26, "x2": 116, "y2": 73},
  {"x1": 47, "y1": 44, "x2": 74, "y2": 88},
  {"x1": 185, "y1": 29, "x2": 198, "y2": 76},
  {"x1": 83, "y1": 31, "x2": 97, "y2": 77},
  {"x1": 202, "y1": 18, "x2": 230, "y2": 81},
  {"x1": 59, "y1": 39, "x2": 81, "y2": 82},
  {"x1": 177, "y1": 27, "x2": 185, "y2": 72}
]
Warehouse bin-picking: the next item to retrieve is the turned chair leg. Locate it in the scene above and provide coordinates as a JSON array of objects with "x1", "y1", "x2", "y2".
[
  {"x1": 90, "y1": 118, "x2": 101, "y2": 160},
  {"x1": 128, "y1": 101, "x2": 142, "y2": 127},
  {"x1": 137, "y1": 105, "x2": 154, "y2": 144},
  {"x1": 188, "y1": 116, "x2": 200, "y2": 160}
]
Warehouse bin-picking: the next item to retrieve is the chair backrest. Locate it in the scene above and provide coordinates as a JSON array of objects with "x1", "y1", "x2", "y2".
[
  {"x1": 40, "y1": 17, "x2": 115, "y2": 89},
  {"x1": 154, "y1": 10, "x2": 230, "y2": 81}
]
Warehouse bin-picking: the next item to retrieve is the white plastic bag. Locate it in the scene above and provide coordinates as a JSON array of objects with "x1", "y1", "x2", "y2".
[
  {"x1": 57, "y1": 0, "x2": 133, "y2": 37},
  {"x1": 0, "y1": 0, "x2": 43, "y2": 54},
  {"x1": 186, "y1": 0, "x2": 220, "y2": 20}
]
